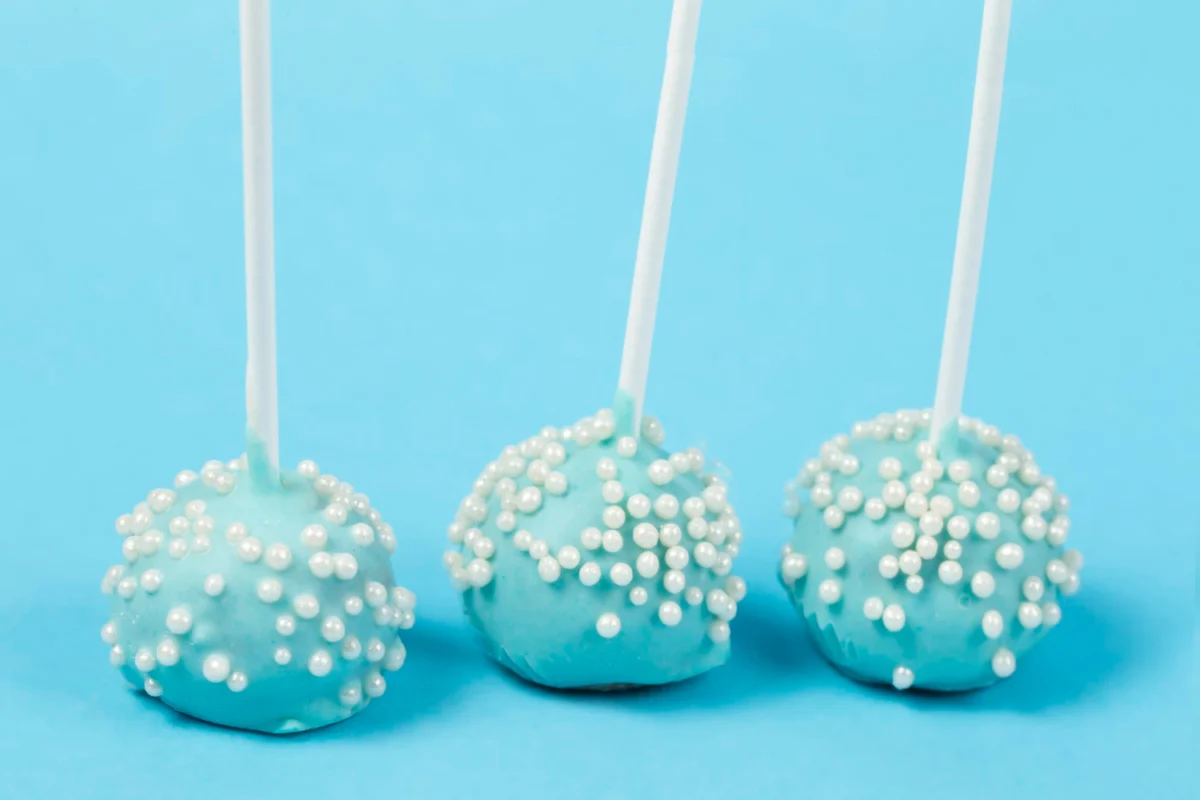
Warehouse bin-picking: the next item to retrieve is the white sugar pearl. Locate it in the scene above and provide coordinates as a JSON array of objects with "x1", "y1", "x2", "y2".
[
  {"x1": 300, "y1": 524, "x2": 327, "y2": 549},
  {"x1": 344, "y1": 596, "x2": 364, "y2": 616},
  {"x1": 817, "y1": 579, "x2": 842, "y2": 604},
  {"x1": 906, "y1": 575, "x2": 925, "y2": 594},
  {"x1": 658, "y1": 601, "x2": 683, "y2": 626},
  {"x1": 636, "y1": 551, "x2": 660, "y2": 579},
  {"x1": 824, "y1": 547, "x2": 846, "y2": 570},
  {"x1": 156, "y1": 639, "x2": 180, "y2": 667},
  {"x1": 516, "y1": 487, "x2": 542, "y2": 513},
  {"x1": 975, "y1": 512, "x2": 1001, "y2": 539},
  {"x1": 892, "y1": 666, "x2": 915, "y2": 691},
  {"x1": 579, "y1": 562, "x2": 602, "y2": 586},
  {"x1": 333, "y1": 553, "x2": 359, "y2": 580},
  {"x1": 237, "y1": 537, "x2": 263, "y2": 563},
  {"x1": 602, "y1": 506, "x2": 626, "y2": 529},
  {"x1": 997, "y1": 489, "x2": 1020, "y2": 514},
  {"x1": 134, "y1": 647, "x2": 156, "y2": 672},
  {"x1": 1047, "y1": 519, "x2": 1069, "y2": 547},
  {"x1": 662, "y1": 569, "x2": 686, "y2": 594},
  {"x1": 971, "y1": 571, "x2": 996, "y2": 598},
  {"x1": 168, "y1": 516, "x2": 190, "y2": 536},
  {"x1": 659, "y1": 523, "x2": 683, "y2": 547},
  {"x1": 633, "y1": 523, "x2": 659, "y2": 549},
  {"x1": 1023, "y1": 576, "x2": 1045, "y2": 602},
  {"x1": 467, "y1": 558, "x2": 494, "y2": 588},
  {"x1": 838, "y1": 454, "x2": 860, "y2": 475},
  {"x1": 781, "y1": 553, "x2": 809, "y2": 582},
  {"x1": 948, "y1": 460, "x2": 972, "y2": 483},
  {"x1": 882, "y1": 604, "x2": 905, "y2": 632},
  {"x1": 618, "y1": 436, "x2": 641, "y2": 457},
  {"x1": 1063, "y1": 549, "x2": 1084, "y2": 572},
  {"x1": 898, "y1": 550, "x2": 922, "y2": 576},
  {"x1": 653, "y1": 494, "x2": 679, "y2": 519},
  {"x1": 117, "y1": 576, "x2": 137, "y2": 598},
  {"x1": 256, "y1": 578, "x2": 283, "y2": 603},
  {"x1": 1018, "y1": 602, "x2": 1043, "y2": 629},
  {"x1": 109, "y1": 645, "x2": 126, "y2": 666},
  {"x1": 823, "y1": 506, "x2": 846, "y2": 529},
  {"x1": 365, "y1": 639, "x2": 386, "y2": 662},
  {"x1": 601, "y1": 529, "x2": 623, "y2": 553},
  {"x1": 986, "y1": 465, "x2": 1009, "y2": 488},
  {"x1": 174, "y1": 470, "x2": 198, "y2": 488},
  {"x1": 943, "y1": 515, "x2": 968, "y2": 540},
  {"x1": 364, "y1": 672, "x2": 386, "y2": 697},
  {"x1": 537, "y1": 556, "x2": 561, "y2": 582},
  {"x1": 904, "y1": 492, "x2": 928, "y2": 518},
  {"x1": 918, "y1": 512, "x2": 944, "y2": 538},
  {"x1": 100, "y1": 622, "x2": 117, "y2": 645},
  {"x1": 810, "y1": 484, "x2": 833, "y2": 509},
  {"x1": 864, "y1": 498, "x2": 886, "y2": 520},
  {"x1": 602, "y1": 480, "x2": 624, "y2": 504},
  {"x1": 981, "y1": 610, "x2": 1004, "y2": 639},
  {"x1": 929, "y1": 494, "x2": 954, "y2": 518},
  {"x1": 687, "y1": 517, "x2": 709, "y2": 540},
  {"x1": 203, "y1": 574, "x2": 225, "y2": 596},
  {"x1": 629, "y1": 587, "x2": 649, "y2": 606},
  {"x1": 890, "y1": 521, "x2": 916, "y2": 549},
  {"x1": 202, "y1": 654, "x2": 231, "y2": 683},
  {"x1": 957, "y1": 481, "x2": 981, "y2": 508},
  {"x1": 309, "y1": 650, "x2": 334, "y2": 677},
  {"x1": 878, "y1": 555, "x2": 900, "y2": 579},
  {"x1": 937, "y1": 561, "x2": 963, "y2": 585},
  {"x1": 909, "y1": 472, "x2": 934, "y2": 494},
  {"x1": 600, "y1": 562, "x2": 629, "y2": 587},
  {"x1": 992, "y1": 648, "x2": 1016, "y2": 678},
  {"x1": 580, "y1": 527, "x2": 602, "y2": 550},
  {"x1": 165, "y1": 607, "x2": 192, "y2": 635},
  {"x1": 625, "y1": 494, "x2": 651, "y2": 519},
  {"x1": 122, "y1": 538, "x2": 139, "y2": 563},
  {"x1": 882, "y1": 480, "x2": 907, "y2": 508},
  {"x1": 878, "y1": 457, "x2": 903, "y2": 480},
  {"x1": 694, "y1": 542, "x2": 718, "y2": 569},
  {"x1": 471, "y1": 536, "x2": 495, "y2": 559},
  {"x1": 545, "y1": 472, "x2": 568, "y2": 495},
  {"x1": 837, "y1": 486, "x2": 863, "y2": 512},
  {"x1": 293, "y1": 594, "x2": 320, "y2": 619},
  {"x1": 995, "y1": 543, "x2": 1025, "y2": 570},
  {"x1": 1045, "y1": 559, "x2": 1070, "y2": 584},
  {"x1": 916, "y1": 535, "x2": 939, "y2": 560},
  {"x1": 648, "y1": 460, "x2": 675, "y2": 486},
  {"x1": 596, "y1": 458, "x2": 618, "y2": 480},
  {"x1": 364, "y1": 582, "x2": 388, "y2": 608},
  {"x1": 139, "y1": 569, "x2": 163, "y2": 593},
  {"x1": 943, "y1": 540, "x2": 963, "y2": 560},
  {"x1": 323, "y1": 503, "x2": 349, "y2": 525},
  {"x1": 1022, "y1": 516, "x2": 1047, "y2": 541},
  {"x1": 726, "y1": 576, "x2": 747, "y2": 602},
  {"x1": 596, "y1": 613, "x2": 621, "y2": 638},
  {"x1": 665, "y1": 545, "x2": 690, "y2": 570},
  {"x1": 309, "y1": 552, "x2": 334, "y2": 579},
  {"x1": 167, "y1": 539, "x2": 188, "y2": 559},
  {"x1": 556, "y1": 546, "x2": 581, "y2": 570},
  {"x1": 863, "y1": 597, "x2": 884, "y2": 620},
  {"x1": 137, "y1": 531, "x2": 163, "y2": 556},
  {"x1": 1042, "y1": 602, "x2": 1063, "y2": 627}
]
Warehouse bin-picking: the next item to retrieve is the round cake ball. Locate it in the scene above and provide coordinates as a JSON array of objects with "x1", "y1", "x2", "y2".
[
  {"x1": 445, "y1": 407, "x2": 745, "y2": 689},
  {"x1": 99, "y1": 457, "x2": 414, "y2": 733},
  {"x1": 779, "y1": 410, "x2": 1081, "y2": 692}
]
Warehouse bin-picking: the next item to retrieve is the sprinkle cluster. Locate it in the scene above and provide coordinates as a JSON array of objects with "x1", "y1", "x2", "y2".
[
  {"x1": 100, "y1": 456, "x2": 413, "y2": 719},
  {"x1": 445, "y1": 409, "x2": 746, "y2": 644},
  {"x1": 780, "y1": 410, "x2": 1082, "y2": 690}
]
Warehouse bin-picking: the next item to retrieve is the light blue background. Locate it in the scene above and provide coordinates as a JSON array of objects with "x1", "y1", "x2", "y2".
[{"x1": 1, "y1": 1, "x2": 1195, "y2": 797}]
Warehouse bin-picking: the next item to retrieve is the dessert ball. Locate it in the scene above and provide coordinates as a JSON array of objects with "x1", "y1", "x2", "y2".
[
  {"x1": 100, "y1": 457, "x2": 414, "y2": 733},
  {"x1": 780, "y1": 410, "x2": 1081, "y2": 692},
  {"x1": 445, "y1": 407, "x2": 745, "y2": 689}
]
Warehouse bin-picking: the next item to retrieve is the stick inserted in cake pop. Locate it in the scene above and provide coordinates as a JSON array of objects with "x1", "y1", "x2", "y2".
[
  {"x1": 99, "y1": 0, "x2": 415, "y2": 734},
  {"x1": 930, "y1": 0, "x2": 1012, "y2": 451},
  {"x1": 617, "y1": 0, "x2": 703, "y2": 430},
  {"x1": 240, "y1": 0, "x2": 280, "y2": 481}
]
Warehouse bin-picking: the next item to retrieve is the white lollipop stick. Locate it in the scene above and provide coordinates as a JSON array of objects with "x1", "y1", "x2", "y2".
[
  {"x1": 240, "y1": 0, "x2": 279, "y2": 478},
  {"x1": 617, "y1": 0, "x2": 703, "y2": 431},
  {"x1": 930, "y1": 0, "x2": 1012, "y2": 451}
]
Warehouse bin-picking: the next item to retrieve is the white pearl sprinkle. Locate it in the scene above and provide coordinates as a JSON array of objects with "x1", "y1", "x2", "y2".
[
  {"x1": 992, "y1": 648, "x2": 1016, "y2": 678},
  {"x1": 202, "y1": 653, "x2": 231, "y2": 682},
  {"x1": 817, "y1": 579, "x2": 842, "y2": 605},
  {"x1": 863, "y1": 597, "x2": 884, "y2": 620},
  {"x1": 971, "y1": 571, "x2": 997, "y2": 598},
  {"x1": 657, "y1": 601, "x2": 683, "y2": 626},
  {"x1": 864, "y1": 498, "x2": 886, "y2": 520},
  {"x1": 882, "y1": 604, "x2": 906, "y2": 632},
  {"x1": 237, "y1": 537, "x2": 263, "y2": 563},
  {"x1": 1043, "y1": 602, "x2": 1063, "y2": 627},
  {"x1": 995, "y1": 543, "x2": 1025, "y2": 570},
  {"x1": 892, "y1": 666, "x2": 915, "y2": 691},
  {"x1": 293, "y1": 594, "x2": 320, "y2": 619},
  {"x1": 308, "y1": 650, "x2": 334, "y2": 677},
  {"x1": 981, "y1": 610, "x2": 1004, "y2": 639},
  {"x1": 579, "y1": 562, "x2": 602, "y2": 587},
  {"x1": 824, "y1": 547, "x2": 846, "y2": 570},
  {"x1": 878, "y1": 555, "x2": 900, "y2": 579},
  {"x1": 975, "y1": 512, "x2": 1001, "y2": 539},
  {"x1": 636, "y1": 551, "x2": 660, "y2": 579},
  {"x1": 596, "y1": 613, "x2": 621, "y2": 638},
  {"x1": 937, "y1": 560, "x2": 963, "y2": 585},
  {"x1": 781, "y1": 553, "x2": 809, "y2": 583},
  {"x1": 333, "y1": 553, "x2": 359, "y2": 580},
  {"x1": 629, "y1": 586, "x2": 649, "y2": 606},
  {"x1": 165, "y1": 607, "x2": 192, "y2": 635},
  {"x1": 943, "y1": 540, "x2": 963, "y2": 560},
  {"x1": 256, "y1": 578, "x2": 283, "y2": 603}
]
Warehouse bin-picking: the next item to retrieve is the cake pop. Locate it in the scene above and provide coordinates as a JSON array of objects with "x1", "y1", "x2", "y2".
[
  {"x1": 98, "y1": 0, "x2": 413, "y2": 733},
  {"x1": 443, "y1": 0, "x2": 745, "y2": 689},
  {"x1": 780, "y1": 0, "x2": 1081, "y2": 692}
]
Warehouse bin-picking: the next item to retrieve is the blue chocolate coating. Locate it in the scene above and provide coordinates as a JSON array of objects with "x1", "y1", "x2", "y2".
[
  {"x1": 100, "y1": 454, "x2": 413, "y2": 733},
  {"x1": 446, "y1": 396, "x2": 746, "y2": 689},
  {"x1": 781, "y1": 414, "x2": 1082, "y2": 692}
]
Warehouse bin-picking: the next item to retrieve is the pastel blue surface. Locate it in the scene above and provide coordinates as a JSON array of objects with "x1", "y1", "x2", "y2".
[{"x1": 0, "y1": 1, "x2": 1194, "y2": 798}]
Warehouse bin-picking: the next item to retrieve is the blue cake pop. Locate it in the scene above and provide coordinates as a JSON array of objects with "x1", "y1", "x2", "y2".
[
  {"x1": 444, "y1": 400, "x2": 746, "y2": 689},
  {"x1": 780, "y1": 410, "x2": 1082, "y2": 691},
  {"x1": 100, "y1": 452, "x2": 415, "y2": 733}
]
